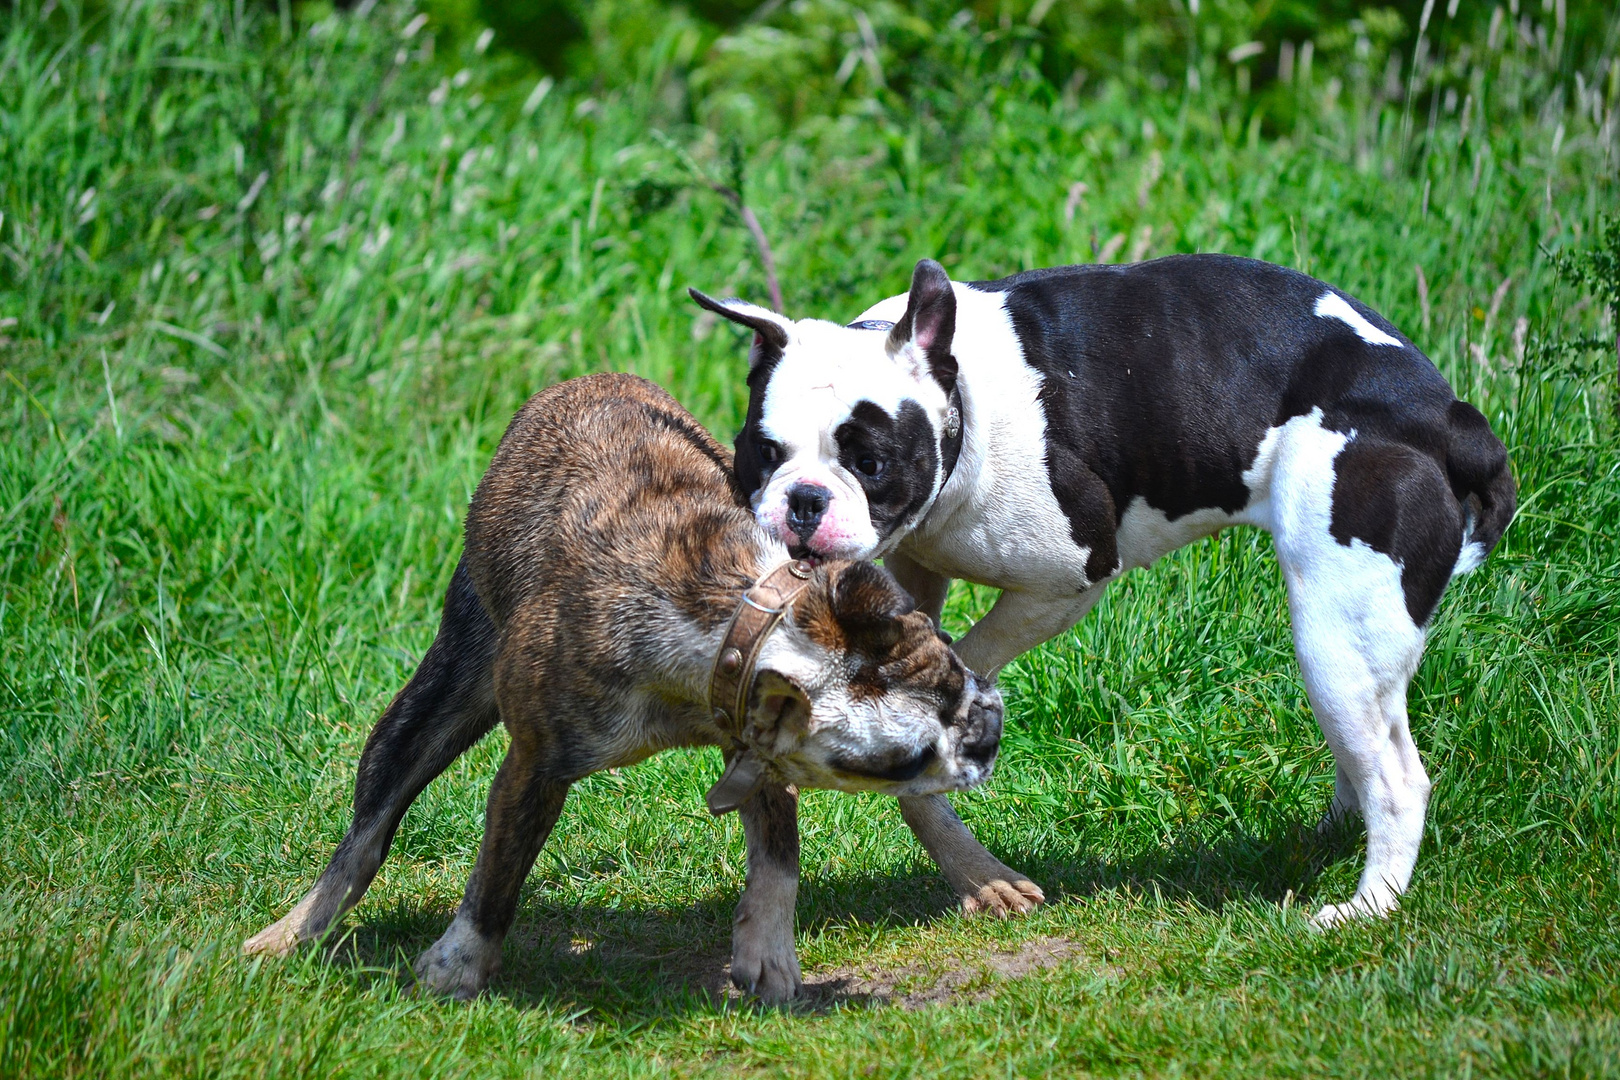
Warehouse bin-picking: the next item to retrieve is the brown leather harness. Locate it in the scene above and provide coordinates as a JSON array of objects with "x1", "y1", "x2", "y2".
[{"x1": 704, "y1": 558, "x2": 817, "y2": 816}]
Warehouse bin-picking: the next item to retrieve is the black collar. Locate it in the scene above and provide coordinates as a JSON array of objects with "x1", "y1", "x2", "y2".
[{"x1": 939, "y1": 382, "x2": 964, "y2": 489}]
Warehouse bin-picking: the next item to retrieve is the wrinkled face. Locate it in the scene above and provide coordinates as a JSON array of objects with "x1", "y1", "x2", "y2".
[
  {"x1": 740, "y1": 320, "x2": 944, "y2": 561},
  {"x1": 691, "y1": 265, "x2": 960, "y2": 562},
  {"x1": 741, "y1": 561, "x2": 1003, "y2": 795}
]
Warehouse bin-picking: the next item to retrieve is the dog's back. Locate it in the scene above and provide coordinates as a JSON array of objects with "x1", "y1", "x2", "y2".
[
  {"x1": 965, "y1": 255, "x2": 1515, "y2": 609},
  {"x1": 464, "y1": 373, "x2": 758, "y2": 634}
]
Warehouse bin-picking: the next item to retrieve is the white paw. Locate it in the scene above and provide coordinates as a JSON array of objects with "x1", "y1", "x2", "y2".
[
  {"x1": 413, "y1": 919, "x2": 501, "y2": 1001},
  {"x1": 1312, "y1": 893, "x2": 1397, "y2": 928},
  {"x1": 729, "y1": 939, "x2": 802, "y2": 1003},
  {"x1": 961, "y1": 877, "x2": 1045, "y2": 918}
]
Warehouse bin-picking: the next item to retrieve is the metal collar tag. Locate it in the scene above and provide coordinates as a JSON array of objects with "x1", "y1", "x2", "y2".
[{"x1": 705, "y1": 751, "x2": 767, "y2": 815}]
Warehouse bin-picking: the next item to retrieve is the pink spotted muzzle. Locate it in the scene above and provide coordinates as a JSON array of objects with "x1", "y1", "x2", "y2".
[{"x1": 762, "y1": 488, "x2": 874, "y2": 560}]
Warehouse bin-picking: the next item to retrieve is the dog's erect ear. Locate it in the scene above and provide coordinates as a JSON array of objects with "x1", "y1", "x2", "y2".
[
  {"x1": 831, "y1": 561, "x2": 916, "y2": 653},
  {"x1": 887, "y1": 259, "x2": 958, "y2": 393},
  {"x1": 689, "y1": 288, "x2": 791, "y2": 367}
]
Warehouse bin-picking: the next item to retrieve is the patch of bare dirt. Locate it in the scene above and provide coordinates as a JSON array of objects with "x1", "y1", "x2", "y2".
[
  {"x1": 501, "y1": 921, "x2": 1112, "y2": 1011},
  {"x1": 743, "y1": 936, "x2": 1106, "y2": 1011}
]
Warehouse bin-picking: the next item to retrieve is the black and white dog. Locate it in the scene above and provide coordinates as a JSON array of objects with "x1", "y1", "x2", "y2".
[{"x1": 690, "y1": 255, "x2": 1515, "y2": 925}]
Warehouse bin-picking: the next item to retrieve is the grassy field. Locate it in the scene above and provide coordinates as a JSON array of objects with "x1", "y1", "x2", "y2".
[{"x1": 3, "y1": 1, "x2": 1618, "y2": 1075}]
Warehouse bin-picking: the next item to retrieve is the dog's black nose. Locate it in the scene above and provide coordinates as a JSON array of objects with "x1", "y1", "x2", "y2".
[{"x1": 786, "y1": 483, "x2": 830, "y2": 541}]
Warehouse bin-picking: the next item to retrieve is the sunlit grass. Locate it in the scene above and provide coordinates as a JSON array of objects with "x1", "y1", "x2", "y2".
[{"x1": 2, "y1": 2, "x2": 1617, "y2": 1076}]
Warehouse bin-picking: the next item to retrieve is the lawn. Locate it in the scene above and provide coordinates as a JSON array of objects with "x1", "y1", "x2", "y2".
[{"x1": 2, "y1": 1, "x2": 1618, "y2": 1076}]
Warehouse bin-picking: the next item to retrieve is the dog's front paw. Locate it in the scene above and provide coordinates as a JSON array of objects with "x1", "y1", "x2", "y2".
[
  {"x1": 413, "y1": 918, "x2": 501, "y2": 1001},
  {"x1": 729, "y1": 941, "x2": 802, "y2": 1003},
  {"x1": 1311, "y1": 892, "x2": 1397, "y2": 929},
  {"x1": 961, "y1": 877, "x2": 1045, "y2": 918}
]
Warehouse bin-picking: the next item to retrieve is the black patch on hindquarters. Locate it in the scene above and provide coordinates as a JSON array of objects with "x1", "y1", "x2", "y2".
[
  {"x1": 1328, "y1": 438, "x2": 1462, "y2": 625},
  {"x1": 972, "y1": 254, "x2": 1467, "y2": 586},
  {"x1": 834, "y1": 400, "x2": 941, "y2": 546},
  {"x1": 1442, "y1": 398, "x2": 1517, "y2": 556}
]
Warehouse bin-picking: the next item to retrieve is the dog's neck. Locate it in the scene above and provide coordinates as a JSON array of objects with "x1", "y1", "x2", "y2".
[
  {"x1": 910, "y1": 372, "x2": 989, "y2": 542},
  {"x1": 648, "y1": 523, "x2": 793, "y2": 716}
]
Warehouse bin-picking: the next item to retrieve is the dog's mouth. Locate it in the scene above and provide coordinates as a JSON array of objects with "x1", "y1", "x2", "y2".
[
  {"x1": 786, "y1": 542, "x2": 824, "y2": 566},
  {"x1": 830, "y1": 745, "x2": 938, "y2": 783}
]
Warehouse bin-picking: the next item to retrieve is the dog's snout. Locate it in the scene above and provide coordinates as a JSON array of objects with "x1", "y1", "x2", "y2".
[{"x1": 786, "y1": 483, "x2": 830, "y2": 540}]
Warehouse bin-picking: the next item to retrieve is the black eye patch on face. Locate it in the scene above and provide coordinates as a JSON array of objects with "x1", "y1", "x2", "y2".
[
  {"x1": 847, "y1": 320, "x2": 896, "y2": 331},
  {"x1": 835, "y1": 400, "x2": 940, "y2": 544}
]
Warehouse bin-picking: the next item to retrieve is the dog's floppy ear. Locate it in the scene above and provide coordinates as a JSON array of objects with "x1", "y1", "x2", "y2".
[
  {"x1": 689, "y1": 288, "x2": 791, "y2": 368},
  {"x1": 831, "y1": 561, "x2": 916, "y2": 653},
  {"x1": 747, "y1": 669, "x2": 812, "y2": 736},
  {"x1": 887, "y1": 258, "x2": 958, "y2": 393},
  {"x1": 706, "y1": 669, "x2": 810, "y2": 815}
]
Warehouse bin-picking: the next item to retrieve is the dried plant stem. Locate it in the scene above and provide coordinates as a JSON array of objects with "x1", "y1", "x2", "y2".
[
  {"x1": 655, "y1": 131, "x2": 784, "y2": 311},
  {"x1": 701, "y1": 179, "x2": 784, "y2": 313}
]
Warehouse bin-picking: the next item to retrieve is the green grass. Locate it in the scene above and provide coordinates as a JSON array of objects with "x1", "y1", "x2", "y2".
[{"x1": 2, "y1": 2, "x2": 1618, "y2": 1076}]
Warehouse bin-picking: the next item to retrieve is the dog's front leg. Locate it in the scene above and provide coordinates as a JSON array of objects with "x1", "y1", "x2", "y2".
[
  {"x1": 952, "y1": 583, "x2": 1111, "y2": 678},
  {"x1": 898, "y1": 585, "x2": 1110, "y2": 917},
  {"x1": 883, "y1": 549, "x2": 951, "y2": 628},
  {"x1": 730, "y1": 773, "x2": 801, "y2": 1003},
  {"x1": 898, "y1": 794, "x2": 1044, "y2": 915}
]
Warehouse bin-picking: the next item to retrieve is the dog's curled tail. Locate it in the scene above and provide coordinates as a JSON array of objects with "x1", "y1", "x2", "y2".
[{"x1": 1445, "y1": 399, "x2": 1516, "y2": 576}]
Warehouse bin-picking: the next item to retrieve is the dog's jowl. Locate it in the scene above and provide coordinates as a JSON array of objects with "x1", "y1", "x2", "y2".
[
  {"x1": 693, "y1": 254, "x2": 1515, "y2": 926},
  {"x1": 243, "y1": 373, "x2": 1004, "y2": 1002}
]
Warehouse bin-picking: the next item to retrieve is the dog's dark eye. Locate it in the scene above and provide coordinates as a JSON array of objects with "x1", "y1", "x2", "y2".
[
  {"x1": 758, "y1": 440, "x2": 781, "y2": 465},
  {"x1": 855, "y1": 454, "x2": 884, "y2": 478}
]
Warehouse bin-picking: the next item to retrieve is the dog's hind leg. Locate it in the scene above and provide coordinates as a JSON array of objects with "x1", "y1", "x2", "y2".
[
  {"x1": 414, "y1": 728, "x2": 571, "y2": 1000},
  {"x1": 244, "y1": 560, "x2": 501, "y2": 956},
  {"x1": 729, "y1": 771, "x2": 802, "y2": 1002},
  {"x1": 1289, "y1": 574, "x2": 1430, "y2": 927},
  {"x1": 1270, "y1": 425, "x2": 1459, "y2": 926}
]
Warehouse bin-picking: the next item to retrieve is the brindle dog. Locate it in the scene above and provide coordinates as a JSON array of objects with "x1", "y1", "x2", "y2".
[{"x1": 244, "y1": 373, "x2": 1003, "y2": 1003}]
